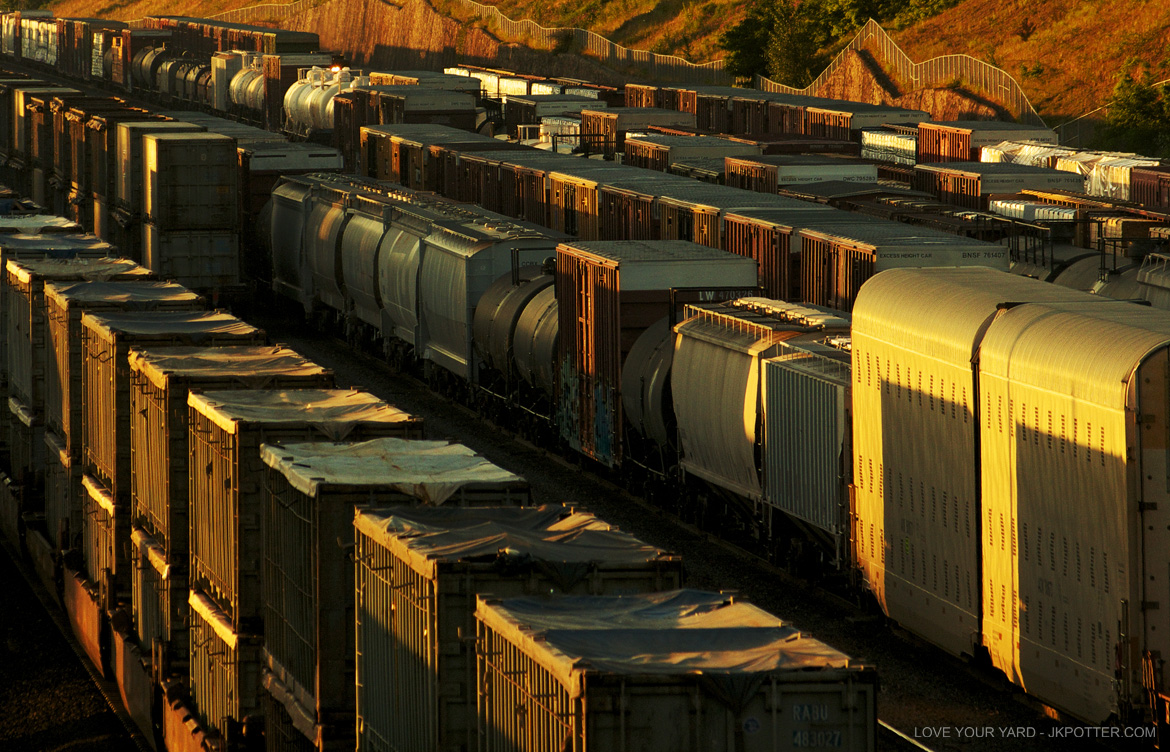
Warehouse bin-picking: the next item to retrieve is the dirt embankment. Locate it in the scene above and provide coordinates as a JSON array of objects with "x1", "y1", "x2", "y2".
[
  {"x1": 812, "y1": 47, "x2": 1006, "y2": 121},
  {"x1": 282, "y1": 0, "x2": 628, "y2": 84},
  {"x1": 286, "y1": 1, "x2": 1010, "y2": 120}
]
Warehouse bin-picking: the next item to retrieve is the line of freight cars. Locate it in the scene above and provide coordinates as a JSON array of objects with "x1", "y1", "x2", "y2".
[
  {"x1": 16, "y1": 7, "x2": 1163, "y2": 235},
  {"x1": 349, "y1": 122, "x2": 1011, "y2": 311},
  {"x1": 263, "y1": 165, "x2": 1170, "y2": 735},
  {"x1": 0, "y1": 12, "x2": 326, "y2": 130},
  {"x1": 0, "y1": 45, "x2": 1039, "y2": 323},
  {"x1": 618, "y1": 81, "x2": 1170, "y2": 216},
  {"x1": 0, "y1": 201, "x2": 879, "y2": 752},
  {"x1": 7, "y1": 6, "x2": 1169, "y2": 227},
  {"x1": 0, "y1": 75, "x2": 1163, "y2": 748},
  {"x1": 9, "y1": 13, "x2": 1170, "y2": 734},
  {"x1": 0, "y1": 69, "x2": 347, "y2": 296}
]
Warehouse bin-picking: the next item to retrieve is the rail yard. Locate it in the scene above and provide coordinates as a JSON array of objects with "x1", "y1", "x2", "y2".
[{"x1": 0, "y1": 10, "x2": 1168, "y2": 752}]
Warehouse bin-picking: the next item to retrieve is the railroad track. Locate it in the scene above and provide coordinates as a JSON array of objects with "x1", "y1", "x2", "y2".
[{"x1": 0, "y1": 538, "x2": 145, "y2": 751}]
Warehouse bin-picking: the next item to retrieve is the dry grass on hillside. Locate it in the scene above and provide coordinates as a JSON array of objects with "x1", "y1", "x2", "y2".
[
  {"x1": 47, "y1": 0, "x2": 1165, "y2": 121},
  {"x1": 50, "y1": 0, "x2": 240, "y2": 22},
  {"x1": 892, "y1": 0, "x2": 1170, "y2": 121},
  {"x1": 423, "y1": 0, "x2": 741, "y2": 63},
  {"x1": 431, "y1": 0, "x2": 1169, "y2": 119}
]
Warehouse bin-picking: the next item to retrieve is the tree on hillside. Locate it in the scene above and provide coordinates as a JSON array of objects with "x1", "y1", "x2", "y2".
[
  {"x1": 815, "y1": 0, "x2": 893, "y2": 38},
  {"x1": 1098, "y1": 68, "x2": 1170, "y2": 157},
  {"x1": 765, "y1": 0, "x2": 827, "y2": 87},
  {"x1": 718, "y1": 0, "x2": 777, "y2": 79},
  {"x1": 718, "y1": 0, "x2": 827, "y2": 85}
]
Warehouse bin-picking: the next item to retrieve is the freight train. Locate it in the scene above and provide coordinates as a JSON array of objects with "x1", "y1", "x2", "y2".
[
  {"x1": 263, "y1": 167, "x2": 1170, "y2": 737},
  {"x1": 0, "y1": 8, "x2": 1169, "y2": 749}
]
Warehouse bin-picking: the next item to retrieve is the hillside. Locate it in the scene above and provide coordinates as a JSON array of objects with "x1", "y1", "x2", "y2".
[
  {"x1": 891, "y1": 0, "x2": 1170, "y2": 122},
  {"x1": 46, "y1": 0, "x2": 1169, "y2": 122}
]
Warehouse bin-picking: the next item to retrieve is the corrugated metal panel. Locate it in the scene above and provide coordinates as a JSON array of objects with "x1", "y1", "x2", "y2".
[
  {"x1": 114, "y1": 121, "x2": 206, "y2": 213},
  {"x1": 130, "y1": 526, "x2": 185, "y2": 672},
  {"x1": 355, "y1": 506, "x2": 680, "y2": 752},
  {"x1": 7, "y1": 395, "x2": 44, "y2": 488},
  {"x1": 556, "y1": 241, "x2": 757, "y2": 466},
  {"x1": 763, "y1": 348, "x2": 850, "y2": 558},
  {"x1": 6, "y1": 257, "x2": 150, "y2": 415},
  {"x1": 82, "y1": 311, "x2": 262, "y2": 505},
  {"x1": 339, "y1": 212, "x2": 388, "y2": 328},
  {"x1": 142, "y1": 226, "x2": 240, "y2": 289},
  {"x1": 308, "y1": 198, "x2": 349, "y2": 313},
  {"x1": 850, "y1": 268, "x2": 1107, "y2": 661},
  {"x1": 265, "y1": 442, "x2": 531, "y2": 747},
  {"x1": 189, "y1": 589, "x2": 264, "y2": 739},
  {"x1": 355, "y1": 525, "x2": 434, "y2": 751},
  {"x1": 269, "y1": 179, "x2": 312, "y2": 307},
  {"x1": 188, "y1": 389, "x2": 423, "y2": 630},
  {"x1": 673, "y1": 303, "x2": 846, "y2": 502},
  {"x1": 81, "y1": 473, "x2": 116, "y2": 588},
  {"x1": 43, "y1": 429, "x2": 82, "y2": 551},
  {"x1": 44, "y1": 280, "x2": 202, "y2": 461},
  {"x1": 1138, "y1": 253, "x2": 1170, "y2": 310},
  {"x1": 977, "y1": 300, "x2": 1170, "y2": 723},
  {"x1": 673, "y1": 317, "x2": 774, "y2": 499},
  {"x1": 556, "y1": 249, "x2": 620, "y2": 464},
  {"x1": 128, "y1": 346, "x2": 335, "y2": 595},
  {"x1": 377, "y1": 220, "x2": 422, "y2": 346},
  {"x1": 476, "y1": 591, "x2": 877, "y2": 752}
]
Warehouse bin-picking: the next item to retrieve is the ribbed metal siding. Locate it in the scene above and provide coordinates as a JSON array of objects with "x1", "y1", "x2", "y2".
[
  {"x1": 262, "y1": 470, "x2": 317, "y2": 711},
  {"x1": 44, "y1": 293, "x2": 70, "y2": 451},
  {"x1": 556, "y1": 251, "x2": 620, "y2": 466},
  {"x1": 7, "y1": 397, "x2": 44, "y2": 487},
  {"x1": 191, "y1": 407, "x2": 420, "y2": 631},
  {"x1": 129, "y1": 371, "x2": 184, "y2": 555},
  {"x1": 131, "y1": 537, "x2": 165, "y2": 657},
  {"x1": 83, "y1": 326, "x2": 117, "y2": 489},
  {"x1": 84, "y1": 321, "x2": 265, "y2": 507},
  {"x1": 43, "y1": 430, "x2": 82, "y2": 548},
  {"x1": 476, "y1": 618, "x2": 579, "y2": 752},
  {"x1": 82, "y1": 476, "x2": 115, "y2": 586},
  {"x1": 189, "y1": 603, "x2": 263, "y2": 738},
  {"x1": 7, "y1": 270, "x2": 41, "y2": 409},
  {"x1": 355, "y1": 527, "x2": 438, "y2": 752},
  {"x1": 763, "y1": 353, "x2": 851, "y2": 555},
  {"x1": 263, "y1": 691, "x2": 316, "y2": 752},
  {"x1": 188, "y1": 410, "x2": 244, "y2": 626},
  {"x1": 142, "y1": 227, "x2": 241, "y2": 289},
  {"x1": 49, "y1": 287, "x2": 202, "y2": 463}
]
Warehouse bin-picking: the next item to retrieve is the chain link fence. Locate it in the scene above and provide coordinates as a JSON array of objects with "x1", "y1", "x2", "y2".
[{"x1": 756, "y1": 19, "x2": 1046, "y2": 127}]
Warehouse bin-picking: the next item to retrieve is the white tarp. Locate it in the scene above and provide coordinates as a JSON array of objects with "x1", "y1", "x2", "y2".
[
  {"x1": 989, "y1": 199, "x2": 1077, "y2": 222},
  {"x1": 860, "y1": 130, "x2": 917, "y2": 165},
  {"x1": 129, "y1": 346, "x2": 328, "y2": 390},
  {"x1": 261, "y1": 437, "x2": 524, "y2": 503},
  {"x1": 980, "y1": 140, "x2": 1077, "y2": 167},
  {"x1": 477, "y1": 590, "x2": 857, "y2": 677},
  {"x1": 83, "y1": 310, "x2": 260, "y2": 340},
  {"x1": 189, "y1": 389, "x2": 417, "y2": 438},
  {"x1": 355, "y1": 504, "x2": 666, "y2": 566}
]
